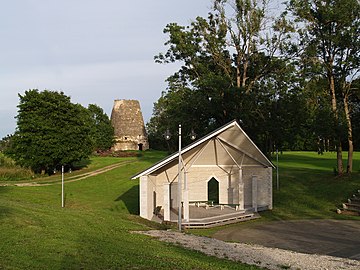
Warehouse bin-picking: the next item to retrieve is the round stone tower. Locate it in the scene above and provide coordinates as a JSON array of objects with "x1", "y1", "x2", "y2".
[{"x1": 110, "y1": 99, "x2": 149, "y2": 151}]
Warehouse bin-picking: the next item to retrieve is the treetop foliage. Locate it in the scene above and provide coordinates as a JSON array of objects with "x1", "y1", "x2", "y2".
[
  {"x1": 148, "y1": 0, "x2": 360, "y2": 160},
  {"x1": 88, "y1": 104, "x2": 115, "y2": 152},
  {"x1": 6, "y1": 90, "x2": 114, "y2": 174}
]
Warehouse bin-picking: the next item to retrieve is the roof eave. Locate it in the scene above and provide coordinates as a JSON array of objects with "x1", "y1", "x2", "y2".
[{"x1": 131, "y1": 120, "x2": 238, "y2": 179}]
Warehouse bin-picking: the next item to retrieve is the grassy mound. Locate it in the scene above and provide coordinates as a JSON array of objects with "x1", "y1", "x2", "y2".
[
  {"x1": 269, "y1": 151, "x2": 360, "y2": 220},
  {"x1": 0, "y1": 151, "x2": 256, "y2": 269}
]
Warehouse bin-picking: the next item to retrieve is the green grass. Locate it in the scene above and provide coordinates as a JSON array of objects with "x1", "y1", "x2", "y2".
[
  {"x1": 270, "y1": 151, "x2": 360, "y2": 220},
  {"x1": 0, "y1": 151, "x2": 257, "y2": 270},
  {"x1": 1, "y1": 150, "x2": 359, "y2": 268}
]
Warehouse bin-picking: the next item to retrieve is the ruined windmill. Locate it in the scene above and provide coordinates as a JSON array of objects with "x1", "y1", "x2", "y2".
[{"x1": 110, "y1": 99, "x2": 149, "y2": 151}]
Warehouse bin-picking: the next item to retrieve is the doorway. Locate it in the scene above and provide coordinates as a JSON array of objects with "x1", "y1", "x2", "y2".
[
  {"x1": 208, "y1": 177, "x2": 219, "y2": 204},
  {"x1": 138, "y1": 143, "x2": 143, "y2": 151}
]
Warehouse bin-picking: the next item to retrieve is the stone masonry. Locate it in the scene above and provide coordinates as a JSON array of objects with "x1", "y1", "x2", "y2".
[{"x1": 110, "y1": 99, "x2": 149, "y2": 151}]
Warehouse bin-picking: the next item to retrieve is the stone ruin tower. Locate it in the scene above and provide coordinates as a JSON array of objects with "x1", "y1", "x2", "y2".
[{"x1": 110, "y1": 99, "x2": 149, "y2": 151}]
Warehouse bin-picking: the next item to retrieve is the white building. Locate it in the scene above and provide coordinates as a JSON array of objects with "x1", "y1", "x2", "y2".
[{"x1": 132, "y1": 120, "x2": 274, "y2": 227}]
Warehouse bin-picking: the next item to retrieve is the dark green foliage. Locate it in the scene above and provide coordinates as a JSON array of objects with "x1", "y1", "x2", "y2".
[
  {"x1": 148, "y1": 0, "x2": 360, "y2": 157},
  {"x1": 0, "y1": 134, "x2": 13, "y2": 152},
  {"x1": 7, "y1": 89, "x2": 93, "y2": 174},
  {"x1": 149, "y1": 0, "x2": 311, "y2": 153},
  {"x1": 87, "y1": 104, "x2": 114, "y2": 152},
  {"x1": 287, "y1": 0, "x2": 360, "y2": 173}
]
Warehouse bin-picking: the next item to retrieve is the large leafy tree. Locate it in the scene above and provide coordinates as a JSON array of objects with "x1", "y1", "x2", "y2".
[
  {"x1": 88, "y1": 104, "x2": 114, "y2": 152},
  {"x1": 149, "y1": 0, "x2": 306, "y2": 152},
  {"x1": 7, "y1": 90, "x2": 93, "y2": 174},
  {"x1": 288, "y1": 0, "x2": 360, "y2": 174}
]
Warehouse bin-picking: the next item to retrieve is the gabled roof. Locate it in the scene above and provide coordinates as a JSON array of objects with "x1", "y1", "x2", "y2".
[{"x1": 131, "y1": 120, "x2": 274, "y2": 179}]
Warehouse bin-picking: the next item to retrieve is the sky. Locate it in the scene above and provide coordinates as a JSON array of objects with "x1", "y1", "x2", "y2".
[{"x1": 0, "y1": 0, "x2": 212, "y2": 138}]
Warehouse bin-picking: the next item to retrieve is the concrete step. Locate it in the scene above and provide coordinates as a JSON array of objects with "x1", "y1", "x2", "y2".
[
  {"x1": 337, "y1": 208, "x2": 360, "y2": 216},
  {"x1": 337, "y1": 189, "x2": 360, "y2": 216},
  {"x1": 349, "y1": 197, "x2": 360, "y2": 203},
  {"x1": 342, "y1": 203, "x2": 360, "y2": 212}
]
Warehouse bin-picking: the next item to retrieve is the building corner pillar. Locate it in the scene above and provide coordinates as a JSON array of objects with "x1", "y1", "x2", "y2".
[
  {"x1": 139, "y1": 176, "x2": 149, "y2": 219},
  {"x1": 163, "y1": 183, "x2": 171, "y2": 221},
  {"x1": 252, "y1": 175, "x2": 258, "y2": 212},
  {"x1": 238, "y1": 167, "x2": 244, "y2": 210}
]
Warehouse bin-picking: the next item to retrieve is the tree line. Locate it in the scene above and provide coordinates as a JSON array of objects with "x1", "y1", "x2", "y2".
[
  {"x1": 1, "y1": 90, "x2": 114, "y2": 175},
  {"x1": 147, "y1": 0, "x2": 360, "y2": 175},
  {"x1": 1, "y1": 0, "x2": 359, "y2": 177}
]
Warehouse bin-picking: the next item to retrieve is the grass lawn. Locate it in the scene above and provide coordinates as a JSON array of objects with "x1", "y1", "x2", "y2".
[
  {"x1": 1, "y1": 150, "x2": 359, "y2": 269},
  {"x1": 0, "y1": 152, "x2": 258, "y2": 270},
  {"x1": 269, "y1": 151, "x2": 360, "y2": 220}
]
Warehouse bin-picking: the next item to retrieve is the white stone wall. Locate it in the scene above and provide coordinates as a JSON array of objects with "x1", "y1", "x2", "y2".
[
  {"x1": 139, "y1": 176, "x2": 148, "y2": 219},
  {"x1": 139, "y1": 175, "x2": 157, "y2": 220},
  {"x1": 186, "y1": 167, "x2": 230, "y2": 204},
  {"x1": 147, "y1": 165, "x2": 272, "y2": 219},
  {"x1": 241, "y1": 167, "x2": 272, "y2": 208}
]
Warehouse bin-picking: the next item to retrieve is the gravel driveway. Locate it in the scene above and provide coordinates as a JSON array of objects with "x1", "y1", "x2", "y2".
[
  {"x1": 138, "y1": 229, "x2": 360, "y2": 270},
  {"x1": 213, "y1": 219, "x2": 360, "y2": 260}
]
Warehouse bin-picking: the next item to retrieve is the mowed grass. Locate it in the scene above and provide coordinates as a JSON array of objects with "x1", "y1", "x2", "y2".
[
  {"x1": 269, "y1": 151, "x2": 360, "y2": 221},
  {"x1": 0, "y1": 152, "x2": 258, "y2": 270}
]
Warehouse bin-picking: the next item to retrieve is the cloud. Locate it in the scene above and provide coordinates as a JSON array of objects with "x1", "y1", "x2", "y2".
[{"x1": 0, "y1": 0, "x2": 211, "y2": 137}]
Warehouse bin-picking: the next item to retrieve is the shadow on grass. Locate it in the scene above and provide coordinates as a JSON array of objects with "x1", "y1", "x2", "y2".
[
  {"x1": 0, "y1": 206, "x2": 11, "y2": 220},
  {"x1": 270, "y1": 165, "x2": 360, "y2": 220},
  {"x1": 115, "y1": 185, "x2": 139, "y2": 215},
  {"x1": 0, "y1": 187, "x2": 11, "y2": 220},
  {"x1": 71, "y1": 158, "x2": 92, "y2": 171}
]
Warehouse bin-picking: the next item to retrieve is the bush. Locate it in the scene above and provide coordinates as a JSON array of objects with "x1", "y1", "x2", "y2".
[
  {"x1": 0, "y1": 167, "x2": 34, "y2": 181},
  {"x1": 0, "y1": 153, "x2": 34, "y2": 181},
  {"x1": 0, "y1": 153, "x2": 16, "y2": 167}
]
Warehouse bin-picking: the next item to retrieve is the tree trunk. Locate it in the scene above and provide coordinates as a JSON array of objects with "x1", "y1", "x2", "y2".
[
  {"x1": 343, "y1": 91, "x2": 353, "y2": 173},
  {"x1": 242, "y1": 60, "x2": 248, "y2": 89},
  {"x1": 236, "y1": 65, "x2": 241, "y2": 88},
  {"x1": 329, "y1": 71, "x2": 343, "y2": 175}
]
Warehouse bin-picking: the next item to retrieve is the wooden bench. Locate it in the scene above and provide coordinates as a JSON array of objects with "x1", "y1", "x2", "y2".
[
  {"x1": 215, "y1": 203, "x2": 243, "y2": 211},
  {"x1": 189, "y1": 201, "x2": 214, "y2": 208}
]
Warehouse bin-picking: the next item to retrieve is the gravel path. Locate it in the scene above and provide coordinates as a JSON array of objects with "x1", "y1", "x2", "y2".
[{"x1": 137, "y1": 230, "x2": 360, "y2": 270}]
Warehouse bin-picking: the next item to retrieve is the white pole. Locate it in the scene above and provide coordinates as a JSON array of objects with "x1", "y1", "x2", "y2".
[
  {"x1": 61, "y1": 165, "x2": 64, "y2": 208},
  {"x1": 276, "y1": 149, "x2": 279, "y2": 191},
  {"x1": 178, "y1": 124, "x2": 182, "y2": 231}
]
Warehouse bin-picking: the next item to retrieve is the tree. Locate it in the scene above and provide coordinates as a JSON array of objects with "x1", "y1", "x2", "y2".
[
  {"x1": 288, "y1": 0, "x2": 360, "y2": 174},
  {"x1": 350, "y1": 78, "x2": 360, "y2": 152},
  {"x1": 7, "y1": 90, "x2": 93, "y2": 174},
  {"x1": 88, "y1": 104, "x2": 114, "y2": 152},
  {"x1": 0, "y1": 134, "x2": 13, "y2": 153},
  {"x1": 149, "y1": 0, "x2": 301, "y2": 153}
]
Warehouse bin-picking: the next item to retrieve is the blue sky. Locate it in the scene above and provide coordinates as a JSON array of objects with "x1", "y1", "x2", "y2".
[{"x1": 0, "y1": 0, "x2": 211, "y2": 138}]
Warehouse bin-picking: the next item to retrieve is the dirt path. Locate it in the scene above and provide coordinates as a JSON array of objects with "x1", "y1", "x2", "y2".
[{"x1": 1, "y1": 160, "x2": 135, "y2": 187}]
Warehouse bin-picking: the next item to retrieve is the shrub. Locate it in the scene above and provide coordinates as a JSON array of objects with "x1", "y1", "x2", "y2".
[
  {"x1": 0, "y1": 167, "x2": 34, "y2": 181},
  {"x1": 0, "y1": 153, "x2": 34, "y2": 181}
]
